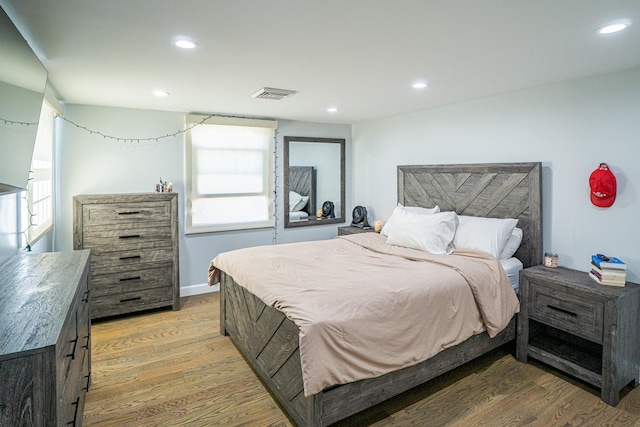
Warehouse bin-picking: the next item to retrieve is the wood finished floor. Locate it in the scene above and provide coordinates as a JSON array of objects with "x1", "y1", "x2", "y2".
[{"x1": 84, "y1": 292, "x2": 640, "y2": 426}]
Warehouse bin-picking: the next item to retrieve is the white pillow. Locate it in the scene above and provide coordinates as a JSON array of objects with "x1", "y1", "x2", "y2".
[
  {"x1": 289, "y1": 191, "x2": 309, "y2": 212},
  {"x1": 453, "y1": 215, "x2": 518, "y2": 259},
  {"x1": 403, "y1": 205, "x2": 440, "y2": 215},
  {"x1": 381, "y1": 203, "x2": 440, "y2": 237},
  {"x1": 293, "y1": 195, "x2": 309, "y2": 212},
  {"x1": 386, "y1": 210, "x2": 458, "y2": 255},
  {"x1": 499, "y1": 227, "x2": 523, "y2": 259},
  {"x1": 289, "y1": 191, "x2": 302, "y2": 212}
]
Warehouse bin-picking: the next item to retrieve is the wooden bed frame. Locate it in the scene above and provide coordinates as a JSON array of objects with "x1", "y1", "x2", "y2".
[{"x1": 220, "y1": 162, "x2": 542, "y2": 426}]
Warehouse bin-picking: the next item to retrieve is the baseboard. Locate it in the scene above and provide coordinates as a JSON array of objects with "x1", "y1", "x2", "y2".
[{"x1": 180, "y1": 282, "x2": 219, "y2": 297}]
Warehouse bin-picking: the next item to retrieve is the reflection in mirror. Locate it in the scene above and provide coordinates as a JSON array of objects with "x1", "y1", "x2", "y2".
[
  {"x1": 284, "y1": 136, "x2": 345, "y2": 228},
  {"x1": 0, "y1": 6, "x2": 48, "y2": 194}
]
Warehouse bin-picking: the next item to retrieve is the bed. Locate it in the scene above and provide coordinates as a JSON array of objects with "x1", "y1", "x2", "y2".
[
  {"x1": 211, "y1": 162, "x2": 542, "y2": 426},
  {"x1": 288, "y1": 166, "x2": 316, "y2": 221}
]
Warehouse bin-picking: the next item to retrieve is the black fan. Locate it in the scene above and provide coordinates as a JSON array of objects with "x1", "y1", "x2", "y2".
[
  {"x1": 351, "y1": 206, "x2": 370, "y2": 228},
  {"x1": 322, "y1": 201, "x2": 335, "y2": 218}
]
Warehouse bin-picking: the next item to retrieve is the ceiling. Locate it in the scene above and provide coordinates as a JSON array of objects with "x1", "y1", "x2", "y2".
[{"x1": 1, "y1": 1, "x2": 638, "y2": 125}]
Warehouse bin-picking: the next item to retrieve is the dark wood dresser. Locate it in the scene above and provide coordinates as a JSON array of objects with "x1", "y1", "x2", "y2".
[
  {"x1": 0, "y1": 250, "x2": 91, "y2": 426},
  {"x1": 73, "y1": 193, "x2": 180, "y2": 319},
  {"x1": 516, "y1": 265, "x2": 640, "y2": 406}
]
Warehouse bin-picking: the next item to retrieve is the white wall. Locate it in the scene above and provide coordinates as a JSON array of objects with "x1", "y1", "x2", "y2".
[
  {"x1": 54, "y1": 105, "x2": 351, "y2": 293},
  {"x1": 352, "y1": 68, "x2": 640, "y2": 282}
]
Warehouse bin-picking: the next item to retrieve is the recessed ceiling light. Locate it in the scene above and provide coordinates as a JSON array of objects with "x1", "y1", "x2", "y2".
[
  {"x1": 152, "y1": 90, "x2": 170, "y2": 97},
  {"x1": 412, "y1": 82, "x2": 428, "y2": 89},
  {"x1": 327, "y1": 107, "x2": 338, "y2": 113},
  {"x1": 173, "y1": 38, "x2": 198, "y2": 49},
  {"x1": 597, "y1": 22, "x2": 629, "y2": 34}
]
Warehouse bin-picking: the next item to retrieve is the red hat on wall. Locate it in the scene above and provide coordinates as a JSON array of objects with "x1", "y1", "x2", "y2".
[{"x1": 589, "y1": 163, "x2": 616, "y2": 208}]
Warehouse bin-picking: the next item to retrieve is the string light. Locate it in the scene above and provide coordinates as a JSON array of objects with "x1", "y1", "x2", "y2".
[
  {"x1": 5, "y1": 111, "x2": 283, "y2": 243},
  {"x1": 0, "y1": 116, "x2": 39, "y2": 127},
  {"x1": 272, "y1": 129, "x2": 279, "y2": 245},
  {"x1": 56, "y1": 113, "x2": 216, "y2": 144}
]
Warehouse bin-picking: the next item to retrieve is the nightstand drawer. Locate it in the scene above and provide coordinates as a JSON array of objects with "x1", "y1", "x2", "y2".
[
  {"x1": 337, "y1": 226, "x2": 375, "y2": 236},
  {"x1": 530, "y1": 283, "x2": 604, "y2": 343}
]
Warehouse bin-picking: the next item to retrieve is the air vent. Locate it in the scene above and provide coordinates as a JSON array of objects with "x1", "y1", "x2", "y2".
[{"x1": 251, "y1": 87, "x2": 297, "y2": 100}]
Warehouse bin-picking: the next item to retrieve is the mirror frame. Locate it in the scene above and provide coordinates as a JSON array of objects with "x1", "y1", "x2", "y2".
[{"x1": 284, "y1": 136, "x2": 345, "y2": 228}]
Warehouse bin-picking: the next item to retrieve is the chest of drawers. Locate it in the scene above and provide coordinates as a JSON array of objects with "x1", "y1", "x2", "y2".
[
  {"x1": 73, "y1": 193, "x2": 180, "y2": 319},
  {"x1": 0, "y1": 250, "x2": 91, "y2": 426},
  {"x1": 516, "y1": 265, "x2": 640, "y2": 406}
]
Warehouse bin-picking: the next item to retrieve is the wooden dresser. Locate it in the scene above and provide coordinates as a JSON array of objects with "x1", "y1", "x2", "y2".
[
  {"x1": 0, "y1": 250, "x2": 91, "y2": 426},
  {"x1": 73, "y1": 193, "x2": 180, "y2": 319}
]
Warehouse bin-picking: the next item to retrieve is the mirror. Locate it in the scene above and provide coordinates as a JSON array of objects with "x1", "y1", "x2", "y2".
[
  {"x1": 0, "y1": 5, "x2": 48, "y2": 195},
  {"x1": 284, "y1": 136, "x2": 345, "y2": 228}
]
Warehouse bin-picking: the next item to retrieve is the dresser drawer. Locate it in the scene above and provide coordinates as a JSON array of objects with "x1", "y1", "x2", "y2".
[
  {"x1": 90, "y1": 245, "x2": 173, "y2": 274},
  {"x1": 60, "y1": 341, "x2": 86, "y2": 406},
  {"x1": 530, "y1": 283, "x2": 604, "y2": 343},
  {"x1": 82, "y1": 201, "x2": 171, "y2": 225},
  {"x1": 92, "y1": 264, "x2": 173, "y2": 297},
  {"x1": 91, "y1": 286, "x2": 174, "y2": 318},
  {"x1": 59, "y1": 348, "x2": 86, "y2": 427},
  {"x1": 82, "y1": 221, "x2": 172, "y2": 250},
  {"x1": 56, "y1": 309, "x2": 79, "y2": 389}
]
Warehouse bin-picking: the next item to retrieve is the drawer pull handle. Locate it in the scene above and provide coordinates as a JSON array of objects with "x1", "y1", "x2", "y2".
[
  {"x1": 83, "y1": 372, "x2": 91, "y2": 391},
  {"x1": 66, "y1": 336, "x2": 79, "y2": 359},
  {"x1": 68, "y1": 396, "x2": 80, "y2": 425},
  {"x1": 120, "y1": 296, "x2": 142, "y2": 303},
  {"x1": 83, "y1": 332, "x2": 91, "y2": 349},
  {"x1": 120, "y1": 276, "x2": 141, "y2": 282},
  {"x1": 547, "y1": 304, "x2": 577, "y2": 317},
  {"x1": 119, "y1": 255, "x2": 141, "y2": 261},
  {"x1": 118, "y1": 211, "x2": 141, "y2": 215},
  {"x1": 119, "y1": 234, "x2": 141, "y2": 239},
  {"x1": 82, "y1": 290, "x2": 90, "y2": 302}
]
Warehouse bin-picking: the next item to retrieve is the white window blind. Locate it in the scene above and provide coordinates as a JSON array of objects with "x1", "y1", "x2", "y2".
[
  {"x1": 23, "y1": 100, "x2": 56, "y2": 245},
  {"x1": 185, "y1": 115, "x2": 277, "y2": 234}
]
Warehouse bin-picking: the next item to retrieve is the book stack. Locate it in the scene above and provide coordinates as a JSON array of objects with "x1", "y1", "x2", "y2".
[{"x1": 589, "y1": 254, "x2": 626, "y2": 286}]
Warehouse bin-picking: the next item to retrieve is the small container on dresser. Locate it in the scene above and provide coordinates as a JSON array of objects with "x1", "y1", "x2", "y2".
[
  {"x1": 0, "y1": 250, "x2": 91, "y2": 426},
  {"x1": 73, "y1": 193, "x2": 180, "y2": 319},
  {"x1": 516, "y1": 265, "x2": 640, "y2": 406}
]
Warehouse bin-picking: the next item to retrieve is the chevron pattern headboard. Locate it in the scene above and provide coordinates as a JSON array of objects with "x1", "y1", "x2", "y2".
[
  {"x1": 289, "y1": 166, "x2": 316, "y2": 215},
  {"x1": 397, "y1": 163, "x2": 542, "y2": 268}
]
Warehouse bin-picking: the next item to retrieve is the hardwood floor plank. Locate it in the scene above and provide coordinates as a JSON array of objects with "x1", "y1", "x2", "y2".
[{"x1": 84, "y1": 292, "x2": 640, "y2": 426}]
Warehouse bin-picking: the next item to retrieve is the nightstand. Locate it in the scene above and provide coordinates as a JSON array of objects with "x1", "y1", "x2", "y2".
[
  {"x1": 516, "y1": 265, "x2": 640, "y2": 406},
  {"x1": 337, "y1": 226, "x2": 376, "y2": 236}
]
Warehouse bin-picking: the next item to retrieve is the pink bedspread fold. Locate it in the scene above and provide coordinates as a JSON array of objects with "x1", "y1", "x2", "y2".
[{"x1": 209, "y1": 233, "x2": 519, "y2": 396}]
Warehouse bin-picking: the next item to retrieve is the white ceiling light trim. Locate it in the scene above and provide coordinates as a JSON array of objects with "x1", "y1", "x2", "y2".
[
  {"x1": 412, "y1": 82, "x2": 428, "y2": 89},
  {"x1": 152, "y1": 90, "x2": 170, "y2": 97},
  {"x1": 327, "y1": 107, "x2": 338, "y2": 113},
  {"x1": 597, "y1": 22, "x2": 630, "y2": 34},
  {"x1": 173, "y1": 38, "x2": 199, "y2": 49}
]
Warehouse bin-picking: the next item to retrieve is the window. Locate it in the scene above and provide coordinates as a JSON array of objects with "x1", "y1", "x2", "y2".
[
  {"x1": 185, "y1": 115, "x2": 277, "y2": 233},
  {"x1": 22, "y1": 100, "x2": 55, "y2": 245}
]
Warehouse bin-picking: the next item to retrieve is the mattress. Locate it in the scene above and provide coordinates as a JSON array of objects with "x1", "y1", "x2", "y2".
[{"x1": 500, "y1": 257, "x2": 523, "y2": 292}]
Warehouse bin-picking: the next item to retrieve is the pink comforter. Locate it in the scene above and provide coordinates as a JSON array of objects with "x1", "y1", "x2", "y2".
[{"x1": 209, "y1": 233, "x2": 519, "y2": 396}]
